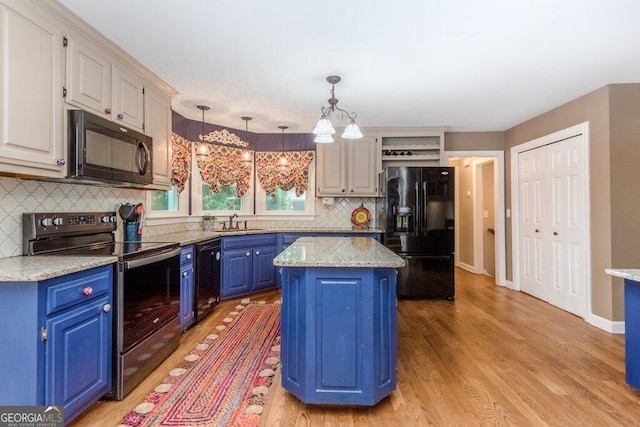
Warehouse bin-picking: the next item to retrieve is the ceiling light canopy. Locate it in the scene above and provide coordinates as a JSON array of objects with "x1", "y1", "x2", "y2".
[{"x1": 312, "y1": 76, "x2": 363, "y2": 142}]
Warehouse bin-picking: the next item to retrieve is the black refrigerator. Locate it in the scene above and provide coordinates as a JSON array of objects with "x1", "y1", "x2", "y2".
[{"x1": 383, "y1": 166, "x2": 455, "y2": 299}]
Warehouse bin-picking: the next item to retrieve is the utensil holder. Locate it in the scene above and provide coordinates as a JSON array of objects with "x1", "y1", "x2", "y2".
[{"x1": 124, "y1": 222, "x2": 141, "y2": 242}]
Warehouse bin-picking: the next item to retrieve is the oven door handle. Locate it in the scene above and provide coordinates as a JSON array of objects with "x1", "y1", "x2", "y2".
[{"x1": 123, "y1": 247, "x2": 181, "y2": 270}]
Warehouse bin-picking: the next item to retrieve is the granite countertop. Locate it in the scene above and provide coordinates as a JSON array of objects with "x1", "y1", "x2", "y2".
[
  {"x1": 605, "y1": 269, "x2": 640, "y2": 282},
  {"x1": 0, "y1": 256, "x2": 117, "y2": 282},
  {"x1": 273, "y1": 236, "x2": 405, "y2": 268},
  {"x1": 0, "y1": 228, "x2": 386, "y2": 282},
  {"x1": 150, "y1": 228, "x2": 385, "y2": 246}
]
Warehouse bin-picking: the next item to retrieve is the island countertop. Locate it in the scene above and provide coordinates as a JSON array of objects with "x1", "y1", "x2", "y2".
[
  {"x1": 273, "y1": 236, "x2": 405, "y2": 268},
  {"x1": 605, "y1": 269, "x2": 640, "y2": 281}
]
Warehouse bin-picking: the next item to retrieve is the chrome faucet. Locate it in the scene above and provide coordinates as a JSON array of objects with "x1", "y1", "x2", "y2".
[{"x1": 229, "y1": 214, "x2": 238, "y2": 229}]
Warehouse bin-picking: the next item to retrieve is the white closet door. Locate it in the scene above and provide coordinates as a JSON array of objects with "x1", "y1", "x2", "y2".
[
  {"x1": 547, "y1": 135, "x2": 586, "y2": 317},
  {"x1": 519, "y1": 146, "x2": 548, "y2": 301},
  {"x1": 518, "y1": 135, "x2": 586, "y2": 317}
]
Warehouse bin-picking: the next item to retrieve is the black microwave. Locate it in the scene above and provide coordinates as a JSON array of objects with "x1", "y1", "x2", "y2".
[{"x1": 68, "y1": 110, "x2": 153, "y2": 186}]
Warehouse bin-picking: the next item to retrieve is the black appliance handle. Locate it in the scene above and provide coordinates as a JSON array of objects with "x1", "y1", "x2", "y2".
[
  {"x1": 136, "y1": 141, "x2": 151, "y2": 176},
  {"x1": 414, "y1": 182, "x2": 419, "y2": 235},
  {"x1": 123, "y1": 247, "x2": 181, "y2": 270},
  {"x1": 423, "y1": 181, "x2": 428, "y2": 232}
]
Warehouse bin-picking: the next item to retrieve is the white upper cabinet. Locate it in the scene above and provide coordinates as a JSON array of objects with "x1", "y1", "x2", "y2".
[
  {"x1": 65, "y1": 34, "x2": 145, "y2": 132},
  {"x1": 64, "y1": 33, "x2": 112, "y2": 119},
  {"x1": 112, "y1": 63, "x2": 145, "y2": 131},
  {"x1": 0, "y1": 0, "x2": 66, "y2": 177},
  {"x1": 0, "y1": 0, "x2": 176, "y2": 181},
  {"x1": 317, "y1": 137, "x2": 378, "y2": 197},
  {"x1": 145, "y1": 85, "x2": 172, "y2": 188}
]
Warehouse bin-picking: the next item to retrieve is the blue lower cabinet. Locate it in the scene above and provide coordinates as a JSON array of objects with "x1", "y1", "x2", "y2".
[
  {"x1": 180, "y1": 245, "x2": 195, "y2": 330},
  {"x1": 280, "y1": 265, "x2": 397, "y2": 405},
  {"x1": 0, "y1": 264, "x2": 114, "y2": 424},
  {"x1": 221, "y1": 234, "x2": 277, "y2": 299}
]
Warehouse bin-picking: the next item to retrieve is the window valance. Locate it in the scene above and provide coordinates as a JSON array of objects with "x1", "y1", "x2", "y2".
[
  {"x1": 255, "y1": 151, "x2": 315, "y2": 197},
  {"x1": 171, "y1": 133, "x2": 191, "y2": 193},
  {"x1": 196, "y1": 145, "x2": 253, "y2": 196}
]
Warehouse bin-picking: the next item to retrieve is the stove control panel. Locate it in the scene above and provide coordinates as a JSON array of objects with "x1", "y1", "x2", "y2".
[{"x1": 23, "y1": 212, "x2": 118, "y2": 239}]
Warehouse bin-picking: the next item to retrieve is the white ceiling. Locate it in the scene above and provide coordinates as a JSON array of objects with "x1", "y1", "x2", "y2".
[{"x1": 58, "y1": 0, "x2": 640, "y2": 133}]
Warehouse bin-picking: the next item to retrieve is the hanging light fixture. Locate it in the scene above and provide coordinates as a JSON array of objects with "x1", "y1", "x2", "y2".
[
  {"x1": 196, "y1": 105, "x2": 210, "y2": 158},
  {"x1": 312, "y1": 75, "x2": 363, "y2": 141},
  {"x1": 278, "y1": 125, "x2": 288, "y2": 171},
  {"x1": 241, "y1": 116, "x2": 253, "y2": 164}
]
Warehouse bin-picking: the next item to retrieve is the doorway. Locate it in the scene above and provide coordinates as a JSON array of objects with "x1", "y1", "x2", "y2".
[{"x1": 444, "y1": 151, "x2": 506, "y2": 287}]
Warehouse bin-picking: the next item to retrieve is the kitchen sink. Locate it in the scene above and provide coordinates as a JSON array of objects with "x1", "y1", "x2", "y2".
[{"x1": 217, "y1": 228, "x2": 264, "y2": 233}]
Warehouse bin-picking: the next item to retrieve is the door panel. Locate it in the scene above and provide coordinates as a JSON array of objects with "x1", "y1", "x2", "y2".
[{"x1": 519, "y1": 146, "x2": 547, "y2": 301}]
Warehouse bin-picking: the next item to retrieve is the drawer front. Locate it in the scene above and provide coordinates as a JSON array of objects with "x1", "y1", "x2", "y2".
[
  {"x1": 46, "y1": 266, "x2": 113, "y2": 315},
  {"x1": 181, "y1": 245, "x2": 194, "y2": 267},
  {"x1": 222, "y1": 234, "x2": 276, "y2": 250}
]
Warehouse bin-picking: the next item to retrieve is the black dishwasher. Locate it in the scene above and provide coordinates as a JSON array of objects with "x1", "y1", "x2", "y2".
[{"x1": 194, "y1": 238, "x2": 221, "y2": 323}]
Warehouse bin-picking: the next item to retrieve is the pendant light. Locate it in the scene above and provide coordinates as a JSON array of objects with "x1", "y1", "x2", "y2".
[
  {"x1": 241, "y1": 116, "x2": 252, "y2": 164},
  {"x1": 196, "y1": 105, "x2": 210, "y2": 158},
  {"x1": 278, "y1": 125, "x2": 288, "y2": 171},
  {"x1": 312, "y1": 75, "x2": 363, "y2": 141}
]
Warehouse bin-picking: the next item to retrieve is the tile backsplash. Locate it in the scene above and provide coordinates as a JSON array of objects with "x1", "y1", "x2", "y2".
[{"x1": 0, "y1": 177, "x2": 379, "y2": 258}]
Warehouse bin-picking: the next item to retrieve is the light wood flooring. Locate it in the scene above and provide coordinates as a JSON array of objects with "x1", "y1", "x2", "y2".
[{"x1": 72, "y1": 268, "x2": 640, "y2": 426}]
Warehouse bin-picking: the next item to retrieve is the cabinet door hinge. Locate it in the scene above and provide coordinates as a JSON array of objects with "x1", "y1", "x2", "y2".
[
  {"x1": 62, "y1": 36, "x2": 68, "y2": 47},
  {"x1": 40, "y1": 327, "x2": 48, "y2": 342},
  {"x1": 62, "y1": 87, "x2": 67, "y2": 98}
]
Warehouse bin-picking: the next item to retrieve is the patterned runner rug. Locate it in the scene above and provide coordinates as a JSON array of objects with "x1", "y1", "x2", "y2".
[{"x1": 120, "y1": 301, "x2": 281, "y2": 427}]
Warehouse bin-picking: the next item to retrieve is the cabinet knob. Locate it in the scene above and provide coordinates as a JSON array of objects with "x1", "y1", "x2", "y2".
[
  {"x1": 103, "y1": 303, "x2": 111, "y2": 313},
  {"x1": 350, "y1": 189, "x2": 354, "y2": 192},
  {"x1": 183, "y1": 271, "x2": 188, "y2": 277},
  {"x1": 535, "y1": 229, "x2": 539, "y2": 233},
  {"x1": 82, "y1": 287, "x2": 93, "y2": 296},
  {"x1": 342, "y1": 189, "x2": 345, "y2": 192},
  {"x1": 105, "y1": 108, "x2": 112, "y2": 114},
  {"x1": 553, "y1": 231, "x2": 558, "y2": 236},
  {"x1": 117, "y1": 113, "x2": 124, "y2": 120},
  {"x1": 246, "y1": 252, "x2": 251, "y2": 257},
  {"x1": 186, "y1": 253, "x2": 192, "y2": 260},
  {"x1": 255, "y1": 250, "x2": 260, "y2": 255},
  {"x1": 56, "y1": 158, "x2": 65, "y2": 166}
]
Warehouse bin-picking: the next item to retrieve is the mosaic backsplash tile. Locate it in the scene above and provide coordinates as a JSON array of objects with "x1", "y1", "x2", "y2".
[{"x1": 0, "y1": 177, "x2": 379, "y2": 258}]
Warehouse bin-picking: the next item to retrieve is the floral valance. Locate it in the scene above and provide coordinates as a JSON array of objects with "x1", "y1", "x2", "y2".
[
  {"x1": 196, "y1": 145, "x2": 253, "y2": 196},
  {"x1": 171, "y1": 133, "x2": 192, "y2": 193},
  {"x1": 256, "y1": 151, "x2": 315, "y2": 196}
]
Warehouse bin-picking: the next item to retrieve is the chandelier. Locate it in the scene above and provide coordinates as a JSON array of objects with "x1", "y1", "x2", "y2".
[{"x1": 312, "y1": 75, "x2": 363, "y2": 143}]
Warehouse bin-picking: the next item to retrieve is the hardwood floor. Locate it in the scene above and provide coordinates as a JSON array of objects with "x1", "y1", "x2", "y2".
[{"x1": 72, "y1": 269, "x2": 640, "y2": 426}]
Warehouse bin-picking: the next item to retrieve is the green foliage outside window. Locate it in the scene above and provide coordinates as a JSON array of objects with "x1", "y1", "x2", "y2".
[
  {"x1": 266, "y1": 188, "x2": 305, "y2": 211},
  {"x1": 202, "y1": 184, "x2": 242, "y2": 211},
  {"x1": 151, "y1": 186, "x2": 179, "y2": 211}
]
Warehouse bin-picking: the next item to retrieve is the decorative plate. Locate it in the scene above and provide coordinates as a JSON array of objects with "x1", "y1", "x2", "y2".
[{"x1": 351, "y1": 206, "x2": 371, "y2": 227}]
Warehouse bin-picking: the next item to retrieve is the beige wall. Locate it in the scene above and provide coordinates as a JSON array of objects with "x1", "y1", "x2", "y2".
[
  {"x1": 482, "y1": 161, "x2": 496, "y2": 277},
  {"x1": 504, "y1": 85, "x2": 619, "y2": 320},
  {"x1": 445, "y1": 132, "x2": 505, "y2": 151}
]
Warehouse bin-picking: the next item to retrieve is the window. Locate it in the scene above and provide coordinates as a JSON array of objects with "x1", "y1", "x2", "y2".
[
  {"x1": 147, "y1": 185, "x2": 189, "y2": 218},
  {"x1": 255, "y1": 160, "x2": 315, "y2": 217},
  {"x1": 191, "y1": 157, "x2": 253, "y2": 217}
]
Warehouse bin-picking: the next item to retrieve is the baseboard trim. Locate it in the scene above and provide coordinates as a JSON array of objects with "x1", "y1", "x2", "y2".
[
  {"x1": 458, "y1": 262, "x2": 475, "y2": 273},
  {"x1": 587, "y1": 313, "x2": 625, "y2": 334}
]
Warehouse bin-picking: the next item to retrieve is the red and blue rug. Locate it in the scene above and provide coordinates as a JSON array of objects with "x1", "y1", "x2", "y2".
[{"x1": 120, "y1": 300, "x2": 281, "y2": 427}]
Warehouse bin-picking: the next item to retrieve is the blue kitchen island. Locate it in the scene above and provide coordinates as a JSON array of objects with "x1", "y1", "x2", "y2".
[
  {"x1": 606, "y1": 268, "x2": 640, "y2": 391},
  {"x1": 274, "y1": 236, "x2": 405, "y2": 406}
]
